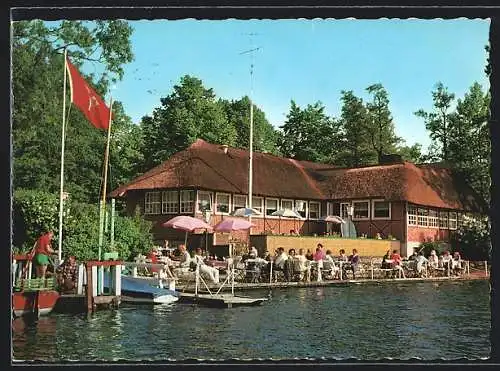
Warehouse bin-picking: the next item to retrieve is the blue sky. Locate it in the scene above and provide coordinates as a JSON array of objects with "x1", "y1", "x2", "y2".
[{"x1": 87, "y1": 19, "x2": 490, "y2": 152}]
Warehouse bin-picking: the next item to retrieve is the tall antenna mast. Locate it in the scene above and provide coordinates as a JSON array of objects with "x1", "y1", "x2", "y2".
[{"x1": 240, "y1": 33, "x2": 261, "y2": 224}]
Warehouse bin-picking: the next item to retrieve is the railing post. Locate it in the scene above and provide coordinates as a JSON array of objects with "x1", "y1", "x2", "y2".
[
  {"x1": 485, "y1": 261, "x2": 488, "y2": 277},
  {"x1": 77, "y1": 263, "x2": 85, "y2": 295},
  {"x1": 86, "y1": 264, "x2": 93, "y2": 313},
  {"x1": 114, "y1": 264, "x2": 121, "y2": 297},
  {"x1": 371, "y1": 260, "x2": 374, "y2": 280},
  {"x1": 467, "y1": 261, "x2": 470, "y2": 276}
]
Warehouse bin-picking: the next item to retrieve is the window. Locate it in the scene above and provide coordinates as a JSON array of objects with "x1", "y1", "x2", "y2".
[
  {"x1": 408, "y1": 204, "x2": 418, "y2": 226},
  {"x1": 309, "y1": 201, "x2": 320, "y2": 219},
  {"x1": 281, "y1": 199, "x2": 293, "y2": 211},
  {"x1": 457, "y1": 213, "x2": 463, "y2": 227},
  {"x1": 266, "y1": 198, "x2": 279, "y2": 216},
  {"x1": 145, "y1": 192, "x2": 161, "y2": 215},
  {"x1": 197, "y1": 191, "x2": 213, "y2": 212},
  {"x1": 417, "y1": 208, "x2": 428, "y2": 227},
  {"x1": 449, "y1": 212, "x2": 458, "y2": 230},
  {"x1": 352, "y1": 200, "x2": 369, "y2": 220},
  {"x1": 295, "y1": 200, "x2": 307, "y2": 218},
  {"x1": 162, "y1": 191, "x2": 178, "y2": 214},
  {"x1": 327, "y1": 202, "x2": 334, "y2": 216},
  {"x1": 180, "y1": 190, "x2": 195, "y2": 213},
  {"x1": 372, "y1": 200, "x2": 391, "y2": 219},
  {"x1": 428, "y1": 209, "x2": 439, "y2": 228},
  {"x1": 232, "y1": 195, "x2": 247, "y2": 211},
  {"x1": 252, "y1": 196, "x2": 264, "y2": 214},
  {"x1": 439, "y1": 211, "x2": 449, "y2": 229},
  {"x1": 340, "y1": 203, "x2": 351, "y2": 219},
  {"x1": 215, "y1": 193, "x2": 230, "y2": 214}
]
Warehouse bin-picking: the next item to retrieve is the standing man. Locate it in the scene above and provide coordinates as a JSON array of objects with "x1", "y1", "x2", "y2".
[{"x1": 34, "y1": 231, "x2": 55, "y2": 278}]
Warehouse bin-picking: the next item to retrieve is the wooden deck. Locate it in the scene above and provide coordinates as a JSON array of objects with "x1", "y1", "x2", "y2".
[
  {"x1": 176, "y1": 274, "x2": 489, "y2": 293},
  {"x1": 178, "y1": 292, "x2": 267, "y2": 308}
]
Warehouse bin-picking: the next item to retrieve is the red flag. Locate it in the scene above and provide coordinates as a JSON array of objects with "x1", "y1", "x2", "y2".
[{"x1": 65, "y1": 57, "x2": 111, "y2": 130}]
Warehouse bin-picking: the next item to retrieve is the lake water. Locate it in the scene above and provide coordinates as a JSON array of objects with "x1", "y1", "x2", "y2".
[{"x1": 12, "y1": 280, "x2": 491, "y2": 362}]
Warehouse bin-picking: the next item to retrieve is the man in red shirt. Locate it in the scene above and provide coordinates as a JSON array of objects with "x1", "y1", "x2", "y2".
[{"x1": 34, "y1": 231, "x2": 55, "y2": 278}]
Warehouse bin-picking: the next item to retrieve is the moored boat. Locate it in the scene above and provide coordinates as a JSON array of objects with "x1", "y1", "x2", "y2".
[{"x1": 12, "y1": 254, "x2": 60, "y2": 318}]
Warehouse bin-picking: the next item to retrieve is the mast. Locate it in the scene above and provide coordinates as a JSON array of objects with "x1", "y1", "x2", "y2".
[
  {"x1": 240, "y1": 34, "x2": 260, "y2": 226},
  {"x1": 57, "y1": 48, "x2": 68, "y2": 262}
]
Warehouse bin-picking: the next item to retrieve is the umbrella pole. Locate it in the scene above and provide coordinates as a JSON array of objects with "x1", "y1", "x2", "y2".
[{"x1": 184, "y1": 231, "x2": 188, "y2": 246}]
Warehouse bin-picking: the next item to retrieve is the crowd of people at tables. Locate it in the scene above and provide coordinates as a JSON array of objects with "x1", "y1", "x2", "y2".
[
  {"x1": 381, "y1": 248, "x2": 465, "y2": 278},
  {"x1": 141, "y1": 239, "x2": 467, "y2": 284}
]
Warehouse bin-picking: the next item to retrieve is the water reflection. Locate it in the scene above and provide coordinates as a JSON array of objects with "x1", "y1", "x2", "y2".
[{"x1": 12, "y1": 280, "x2": 490, "y2": 361}]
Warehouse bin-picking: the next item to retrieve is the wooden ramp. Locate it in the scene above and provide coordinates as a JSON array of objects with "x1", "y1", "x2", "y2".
[{"x1": 179, "y1": 293, "x2": 267, "y2": 308}]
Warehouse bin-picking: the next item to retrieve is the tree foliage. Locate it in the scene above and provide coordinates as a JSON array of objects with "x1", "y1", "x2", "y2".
[
  {"x1": 415, "y1": 82, "x2": 456, "y2": 162},
  {"x1": 365, "y1": 83, "x2": 402, "y2": 161},
  {"x1": 278, "y1": 100, "x2": 341, "y2": 163},
  {"x1": 335, "y1": 90, "x2": 376, "y2": 167},
  {"x1": 12, "y1": 20, "x2": 135, "y2": 204},
  {"x1": 13, "y1": 189, "x2": 153, "y2": 261},
  {"x1": 139, "y1": 75, "x2": 279, "y2": 172}
]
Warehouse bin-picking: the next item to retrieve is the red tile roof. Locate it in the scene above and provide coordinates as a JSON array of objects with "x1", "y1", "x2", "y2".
[
  {"x1": 317, "y1": 162, "x2": 485, "y2": 211},
  {"x1": 109, "y1": 139, "x2": 485, "y2": 212},
  {"x1": 109, "y1": 139, "x2": 331, "y2": 200}
]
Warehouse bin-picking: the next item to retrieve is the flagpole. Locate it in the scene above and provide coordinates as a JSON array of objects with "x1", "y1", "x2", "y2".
[
  {"x1": 57, "y1": 47, "x2": 68, "y2": 263},
  {"x1": 98, "y1": 96, "x2": 113, "y2": 262}
]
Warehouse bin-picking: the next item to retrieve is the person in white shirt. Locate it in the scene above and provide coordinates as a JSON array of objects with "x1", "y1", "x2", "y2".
[
  {"x1": 428, "y1": 249, "x2": 439, "y2": 269},
  {"x1": 274, "y1": 247, "x2": 288, "y2": 270},
  {"x1": 170, "y1": 244, "x2": 191, "y2": 268},
  {"x1": 324, "y1": 250, "x2": 340, "y2": 279},
  {"x1": 415, "y1": 252, "x2": 428, "y2": 277},
  {"x1": 193, "y1": 248, "x2": 219, "y2": 284}
]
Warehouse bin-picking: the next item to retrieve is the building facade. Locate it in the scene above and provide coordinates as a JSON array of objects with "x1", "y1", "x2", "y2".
[{"x1": 110, "y1": 139, "x2": 485, "y2": 256}]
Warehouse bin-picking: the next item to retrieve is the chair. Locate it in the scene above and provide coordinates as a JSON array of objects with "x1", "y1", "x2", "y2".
[{"x1": 321, "y1": 260, "x2": 338, "y2": 280}]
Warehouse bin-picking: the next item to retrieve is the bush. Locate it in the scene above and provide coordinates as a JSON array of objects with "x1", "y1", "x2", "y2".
[
  {"x1": 418, "y1": 241, "x2": 449, "y2": 257},
  {"x1": 451, "y1": 215, "x2": 491, "y2": 261},
  {"x1": 13, "y1": 189, "x2": 154, "y2": 261}
]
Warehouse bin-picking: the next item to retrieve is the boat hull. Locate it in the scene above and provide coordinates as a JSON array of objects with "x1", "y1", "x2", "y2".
[
  {"x1": 104, "y1": 275, "x2": 179, "y2": 304},
  {"x1": 12, "y1": 290, "x2": 60, "y2": 318}
]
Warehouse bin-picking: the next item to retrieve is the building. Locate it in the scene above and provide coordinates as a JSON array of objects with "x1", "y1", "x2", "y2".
[{"x1": 109, "y1": 139, "x2": 485, "y2": 256}]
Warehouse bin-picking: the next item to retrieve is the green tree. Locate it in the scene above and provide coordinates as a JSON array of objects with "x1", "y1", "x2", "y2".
[
  {"x1": 277, "y1": 100, "x2": 341, "y2": 163},
  {"x1": 365, "y1": 83, "x2": 402, "y2": 161},
  {"x1": 449, "y1": 82, "x2": 490, "y2": 203},
  {"x1": 139, "y1": 75, "x2": 236, "y2": 171},
  {"x1": 13, "y1": 189, "x2": 153, "y2": 261},
  {"x1": 396, "y1": 142, "x2": 423, "y2": 163},
  {"x1": 12, "y1": 20, "x2": 134, "y2": 204},
  {"x1": 415, "y1": 82, "x2": 456, "y2": 162},
  {"x1": 108, "y1": 101, "x2": 145, "y2": 192},
  {"x1": 221, "y1": 96, "x2": 279, "y2": 155},
  {"x1": 336, "y1": 91, "x2": 376, "y2": 167}
]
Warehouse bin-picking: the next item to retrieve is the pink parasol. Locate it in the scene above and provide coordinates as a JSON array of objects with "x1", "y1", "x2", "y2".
[
  {"x1": 213, "y1": 218, "x2": 255, "y2": 233},
  {"x1": 321, "y1": 215, "x2": 345, "y2": 224},
  {"x1": 162, "y1": 216, "x2": 212, "y2": 232},
  {"x1": 162, "y1": 216, "x2": 212, "y2": 246}
]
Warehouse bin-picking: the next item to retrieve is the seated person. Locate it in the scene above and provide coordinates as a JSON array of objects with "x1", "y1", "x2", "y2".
[
  {"x1": 428, "y1": 250, "x2": 439, "y2": 269},
  {"x1": 170, "y1": 244, "x2": 191, "y2": 269},
  {"x1": 441, "y1": 251, "x2": 452, "y2": 270},
  {"x1": 338, "y1": 249, "x2": 349, "y2": 263},
  {"x1": 313, "y1": 244, "x2": 326, "y2": 262},
  {"x1": 451, "y1": 251, "x2": 462, "y2": 273},
  {"x1": 343, "y1": 249, "x2": 360, "y2": 279},
  {"x1": 249, "y1": 246, "x2": 258, "y2": 259},
  {"x1": 305, "y1": 249, "x2": 314, "y2": 261},
  {"x1": 381, "y1": 249, "x2": 392, "y2": 269},
  {"x1": 56, "y1": 255, "x2": 78, "y2": 293},
  {"x1": 294, "y1": 249, "x2": 309, "y2": 279},
  {"x1": 415, "y1": 252, "x2": 428, "y2": 277},
  {"x1": 274, "y1": 247, "x2": 289, "y2": 279},
  {"x1": 408, "y1": 251, "x2": 418, "y2": 261},
  {"x1": 390, "y1": 249, "x2": 405, "y2": 278},
  {"x1": 193, "y1": 248, "x2": 219, "y2": 283},
  {"x1": 324, "y1": 250, "x2": 340, "y2": 279}
]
